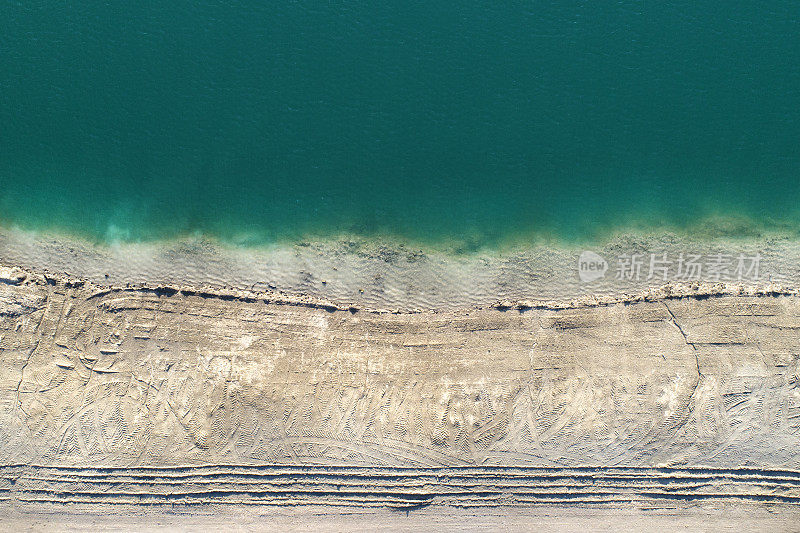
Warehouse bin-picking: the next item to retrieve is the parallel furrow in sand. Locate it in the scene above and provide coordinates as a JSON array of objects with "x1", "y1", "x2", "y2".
[
  {"x1": 12, "y1": 473, "x2": 800, "y2": 485},
  {"x1": 4, "y1": 465, "x2": 800, "y2": 480},
  {"x1": 12, "y1": 492, "x2": 800, "y2": 507},
  {"x1": 7, "y1": 484, "x2": 800, "y2": 498},
  {"x1": 3, "y1": 466, "x2": 799, "y2": 507}
]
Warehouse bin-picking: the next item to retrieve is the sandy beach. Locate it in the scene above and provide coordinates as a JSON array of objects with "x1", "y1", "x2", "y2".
[
  {"x1": 5, "y1": 2, "x2": 800, "y2": 529},
  {"x1": 1, "y1": 229, "x2": 799, "y2": 528}
]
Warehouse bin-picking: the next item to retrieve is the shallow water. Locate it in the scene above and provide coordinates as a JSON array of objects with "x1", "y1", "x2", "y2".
[{"x1": 1, "y1": 2, "x2": 799, "y2": 246}]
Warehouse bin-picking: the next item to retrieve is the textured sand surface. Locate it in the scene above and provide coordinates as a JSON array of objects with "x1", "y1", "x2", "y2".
[
  {"x1": 1, "y1": 260, "x2": 799, "y2": 528},
  {"x1": 2, "y1": 227, "x2": 800, "y2": 312}
]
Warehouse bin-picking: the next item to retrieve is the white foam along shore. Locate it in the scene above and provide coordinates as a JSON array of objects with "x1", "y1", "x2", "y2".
[{"x1": 1, "y1": 225, "x2": 799, "y2": 312}]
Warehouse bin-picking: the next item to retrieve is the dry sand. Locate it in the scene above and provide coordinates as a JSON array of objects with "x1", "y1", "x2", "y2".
[{"x1": 1, "y1": 228, "x2": 799, "y2": 530}]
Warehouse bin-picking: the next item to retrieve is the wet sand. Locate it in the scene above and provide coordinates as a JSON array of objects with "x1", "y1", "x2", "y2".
[{"x1": 1, "y1": 226, "x2": 799, "y2": 311}]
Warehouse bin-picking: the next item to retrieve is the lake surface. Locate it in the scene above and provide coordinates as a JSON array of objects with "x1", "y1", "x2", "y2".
[{"x1": 2, "y1": 2, "x2": 799, "y2": 247}]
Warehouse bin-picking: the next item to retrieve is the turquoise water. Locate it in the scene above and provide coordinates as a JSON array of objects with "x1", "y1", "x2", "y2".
[{"x1": 1, "y1": 2, "x2": 799, "y2": 247}]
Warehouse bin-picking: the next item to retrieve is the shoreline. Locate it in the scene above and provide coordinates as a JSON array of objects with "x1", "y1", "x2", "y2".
[
  {"x1": 2, "y1": 225, "x2": 799, "y2": 311},
  {"x1": 3, "y1": 210, "x2": 800, "y2": 251}
]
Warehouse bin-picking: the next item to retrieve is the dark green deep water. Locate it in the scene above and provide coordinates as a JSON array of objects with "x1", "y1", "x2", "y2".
[{"x1": 1, "y1": 2, "x2": 799, "y2": 246}]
